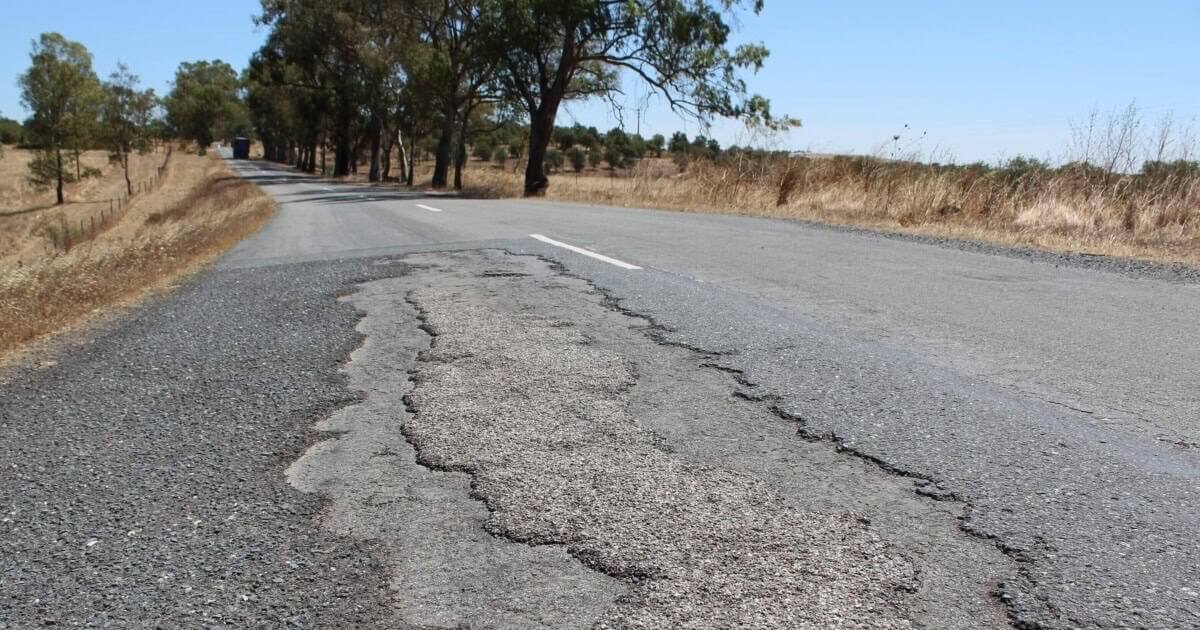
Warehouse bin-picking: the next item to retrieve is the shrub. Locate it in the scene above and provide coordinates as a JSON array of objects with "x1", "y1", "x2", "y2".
[
  {"x1": 567, "y1": 147, "x2": 587, "y2": 172},
  {"x1": 492, "y1": 145, "x2": 508, "y2": 164},
  {"x1": 544, "y1": 148, "x2": 564, "y2": 173}
]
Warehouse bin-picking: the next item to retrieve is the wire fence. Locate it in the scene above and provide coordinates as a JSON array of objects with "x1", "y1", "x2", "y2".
[{"x1": 40, "y1": 147, "x2": 174, "y2": 253}]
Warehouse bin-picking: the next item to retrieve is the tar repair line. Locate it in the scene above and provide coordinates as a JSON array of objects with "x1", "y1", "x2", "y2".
[
  {"x1": 529, "y1": 234, "x2": 642, "y2": 270},
  {"x1": 417, "y1": 204, "x2": 444, "y2": 213}
]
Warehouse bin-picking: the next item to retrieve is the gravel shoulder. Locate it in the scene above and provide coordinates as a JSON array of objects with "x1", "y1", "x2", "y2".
[{"x1": 0, "y1": 258, "x2": 403, "y2": 627}]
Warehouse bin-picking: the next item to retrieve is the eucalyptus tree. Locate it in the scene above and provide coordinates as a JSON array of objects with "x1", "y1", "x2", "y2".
[
  {"x1": 415, "y1": 0, "x2": 503, "y2": 188},
  {"x1": 479, "y1": 0, "x2": 795, "y2": 195},
  {"x1": 164, "y1": 60, "x2": 246, "y2": 154},
  {"x1": 101, "y1": 63, "x2": 158, "y2": 195},
  {"x1": 257, "y1": 0, "x2": 370, "y2": 176},
  {"x1": 18, "y1": 33, "x2": 102, "y2": 204}
]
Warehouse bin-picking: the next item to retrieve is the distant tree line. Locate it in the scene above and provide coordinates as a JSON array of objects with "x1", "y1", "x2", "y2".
[
  {"x1": 13, "y1": 32, "x2": 249, "y2": 205},
  {"x1": 244, "y1": 0, "x2": 794, "y2": 195}
]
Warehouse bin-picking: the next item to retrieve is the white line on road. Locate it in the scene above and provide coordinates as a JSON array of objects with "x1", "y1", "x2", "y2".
[
  {"x1": 417, "y1": 204, "x2": 444, "y2": 213},
  {"x1": 529, "y1": 234, "x2": 642, "y2": 270}
]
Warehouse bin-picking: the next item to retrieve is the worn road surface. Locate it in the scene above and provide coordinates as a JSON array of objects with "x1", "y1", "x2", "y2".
[{"x1": 2, "y1": 155, "x2": 1198, "y2": 628}]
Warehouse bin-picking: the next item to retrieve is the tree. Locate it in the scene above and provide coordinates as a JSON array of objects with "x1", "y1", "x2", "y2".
[
  {"x1": 165, "y1": 60, "x2": 246, "y2": 154},
  {"x1": 508, "y1": 138, "x2": 526, "y2": 160},
  {"x1": 492, "y1": 145, "x2": 508, "y2": 164},
  {"x1": 18, "y1": 33, "x2": 102, "y2": 205},
  {"x1": 480, "y1": 0, "x2": 793, "y2": 196},
  {"x1": 473, "y1": 139, "x2": 493, "y2": 161},
  {"x1": 102, "y1": 63, "x2": 157, "y2": 195},
  {"x1": 545, "y1": 148, "x2": 564, "y2": 173},
  {"x1": 567, "y1": 146, "x2": 586, "y2": 172},
  {"x1": 668, "y1": 131, "x2": 690, "y2": 154},
  {"x1": 0, "y1": 116, "x2": 26, "y2": 146},
  {"x1": 603, "y1": 144, "x2": 624, "y2": 170},
  {"x1": 648, "y1": 133, "x2": 666, "y2": 157}
]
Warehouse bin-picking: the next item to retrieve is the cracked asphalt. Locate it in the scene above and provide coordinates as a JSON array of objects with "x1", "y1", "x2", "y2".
[{"x1": 1, "y1": 155, "x2": 1198, "y2": 628}]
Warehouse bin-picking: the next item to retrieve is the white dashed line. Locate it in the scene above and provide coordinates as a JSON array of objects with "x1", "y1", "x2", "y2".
[
  {"x1": 417, "y1": 204, "x2": 444, "y2": 213},
  {"x1": 529, "y1": 234, "x2": 642, "y2": 270}
]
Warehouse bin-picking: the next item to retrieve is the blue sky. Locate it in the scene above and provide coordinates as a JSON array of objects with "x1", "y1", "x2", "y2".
[{"x1": 3, "y1": 1, "x2": 1198, "y2": 164}]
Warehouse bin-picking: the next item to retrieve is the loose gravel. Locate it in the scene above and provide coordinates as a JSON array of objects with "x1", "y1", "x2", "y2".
[
  {"x1": 0, "y1": 259, "x2": 404, "y2": 627},
  {"x1": 402, "y1": 252, "x2": 921, "y2": 628}
]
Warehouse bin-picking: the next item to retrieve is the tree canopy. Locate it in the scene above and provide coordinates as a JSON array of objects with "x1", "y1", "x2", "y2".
[
  {"x1": 18, "y1": 32, "x2": 103, "y2": 204},
  {"x1": 245, "y1": 0, "x2": 792, "y2": 194},
  {"x1": 165, "y1": 60, "x2": 247, "y2": 153}
]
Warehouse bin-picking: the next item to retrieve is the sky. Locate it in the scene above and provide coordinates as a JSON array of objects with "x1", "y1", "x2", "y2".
[{"x1": 3, "y1": 0, "x2": 1198, "y2": 164}]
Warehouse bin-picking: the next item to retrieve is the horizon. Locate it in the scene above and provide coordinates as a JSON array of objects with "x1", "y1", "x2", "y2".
[{"x1": 2, "y1": 0, "x2": 1198, "y2": 165}]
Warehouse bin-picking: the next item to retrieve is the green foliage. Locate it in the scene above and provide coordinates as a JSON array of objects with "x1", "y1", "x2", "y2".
[
  {"x1": 544, "y1": 148, "x2": 564, "y2": 173},
  {"x1": 0, "y1": 117, "x2": 26, "y2": 145},
  {"x1": 668, "y1": 132, "x2": 690, "y2": 154},
  {"x1": 165, "y1": 60, "x2": 246, "y2": 152},
  {"x1": 102, "y1": 63, "x2": 158, "y2": 192},
  {"x1": 508, "y1": 139, "x2": 525, "y2": 160},
  {"x1": 473, "y1": 140, "x2": 493, "y2": 161},
  {"x1": 26, "y1": 150, "x2": 72, "y2": 188},
  {"x1": 492, "y1": 145, "x2": 508, "y2": 164},
  {"x1": 648, "y1": 134, "x2": 666, "y2": 157},
  {"x1": 587, "y1": 147, "x2": 602, "y2": 169},
  {"x1": 18, "y1": 33, "x2": 102, "y2": 202},
  {"x1": 604, "y1": 145, "x2": 625, "y2": 170},
  {"x1": 567, "y1": 146, "x2": 587, "y2": 172}
]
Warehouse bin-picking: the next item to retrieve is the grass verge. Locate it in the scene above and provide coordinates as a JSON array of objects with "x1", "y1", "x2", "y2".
[
  {"x1": 0, "y1": 152, "x2": 275, "y2": 359},
  {"x1": 456, "y1": 157, "x2": 1200, "y2": 268}
]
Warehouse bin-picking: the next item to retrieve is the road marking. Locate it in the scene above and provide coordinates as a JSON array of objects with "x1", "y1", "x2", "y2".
[
  {"x1": 529, "y1": 234, "x2": 642, "y2": 270},
  {"x1": 417, "y1": 204, "x2": 444, "y2": 213}
]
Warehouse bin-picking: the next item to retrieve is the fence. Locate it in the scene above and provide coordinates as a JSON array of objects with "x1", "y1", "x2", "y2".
[{"x1": 44, "y1": 147, "x2": 173, "y2": 252}]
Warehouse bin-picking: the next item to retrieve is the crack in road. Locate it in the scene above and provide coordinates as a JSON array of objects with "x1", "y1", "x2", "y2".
[{"x1": 291, "y1": 250, "x2": 1015, "y2": 628}]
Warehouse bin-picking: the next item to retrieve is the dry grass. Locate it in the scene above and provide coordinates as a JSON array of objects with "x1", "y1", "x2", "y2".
[
  {"x1": 1, "y1": 147, "x2": 168, "y2": 262},
  {"x1": 0, "y1": 152, "x2": 276, "y2": 358},
  {"x1": 457, "y1": 155, "x2": 1200, "y2": 267}
]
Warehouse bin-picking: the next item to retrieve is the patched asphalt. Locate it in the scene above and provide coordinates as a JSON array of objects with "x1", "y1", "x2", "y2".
[{"x1": 3, "y1": 156, "x2": 1198, "y2": 628}]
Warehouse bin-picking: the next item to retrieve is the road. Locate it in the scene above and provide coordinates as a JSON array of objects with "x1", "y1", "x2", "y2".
[{"x1": 2, "y1": 155, "x2": 1198, "y2": 628}]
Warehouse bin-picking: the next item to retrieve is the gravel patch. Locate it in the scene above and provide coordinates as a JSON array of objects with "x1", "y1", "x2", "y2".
[
  {"x1": 0, "y1": 259, "x2": 403, "y2": 627},
  {"x1": 402, "y1": 252, "x2": 920, "y2": 628}
]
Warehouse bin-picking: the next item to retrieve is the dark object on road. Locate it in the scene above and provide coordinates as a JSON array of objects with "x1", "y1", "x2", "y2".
[{"x1": 232, "y1": 137, "x2": 251, "y2": 159}]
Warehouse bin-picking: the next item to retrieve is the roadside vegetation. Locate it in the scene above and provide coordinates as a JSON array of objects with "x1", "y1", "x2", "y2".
[
  {"x1": 2, "y1": 34, "x2": 272, "y2": 358},
  {"x1": 240, "y1": 1, "x2": 1198, "y2": 267}
]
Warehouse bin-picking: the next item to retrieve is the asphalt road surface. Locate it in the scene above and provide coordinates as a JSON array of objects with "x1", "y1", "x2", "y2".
[{"x1": 2, "y1": 154, "x2": 1197, "y2": 628}]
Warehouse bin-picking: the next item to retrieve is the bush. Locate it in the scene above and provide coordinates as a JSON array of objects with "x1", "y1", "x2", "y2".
[
  {"x1": 0, "y1": 118, "x2": 25, "y2": 145},
  {"x1": 567, "y1": 147, "x2": 586, "y2": 172},
  {"x1": 508, "y1": 140, "x2": 525, "y2": 160},
  {"x1": 473, "y1": 141, "x2": 493, "y2": 161},
  {"x1": 492, "y1": 145, "x2": 508, "y2": 164},
  {"x1": 604, "y1": 145, "x2": 625, "y2": 169},
  {"x1": 544, "y1": 148, "x2": 564, "y2": 173}
]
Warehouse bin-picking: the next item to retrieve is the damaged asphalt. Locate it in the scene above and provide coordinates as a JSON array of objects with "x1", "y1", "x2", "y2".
[{"x1": 2, "y1": 158, "x2": 1198, "y2": 628}]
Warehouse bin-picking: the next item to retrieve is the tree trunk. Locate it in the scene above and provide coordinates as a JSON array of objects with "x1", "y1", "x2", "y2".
[
  {"x1": 368, "y1": 118, "x2": 382, "y2": 183},
  {"x1": 396, "y1": 127, "x2": 409, "y2": 184},
  {"x1": 333, "y1": 98, "x2": 352, "y2": 177},
  {"x1": 123, "y1": 152, "x2": 132, "y2": 196},
  {"x1": 525, "y1": 104, "x2": 560, "y2": 196},
  {"x1": 431, "y1": 105, "x2": 456, "y2": 188},
  {"x1": 381, "y1": 132, "x2": 392, "y2": 181},
  {"x1": 454, "y1": 108, "x2": 470, "y2": 190},
  {"x1": 55, "y1": 148, "x2": 64, "y2": 205},
  {"x1": 74, "y1": 149, "x2": 81, "y2": 181},
  {"x1": 406, "y1": 123, "x2": 417, "y2": 186}
]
